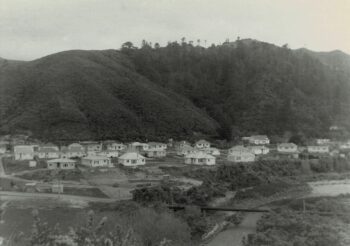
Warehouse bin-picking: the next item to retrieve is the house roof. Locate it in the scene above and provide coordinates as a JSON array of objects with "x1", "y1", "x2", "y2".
[
  {"x1": 278, "y1": 143, "x2": 297, "y2": 148},
  {"x1": 119, "y1": 152, "x2": 145, "y2": 160},
  {"x1": 185, "y1": 152, "x2": 215, "y2": 159},
  {"x1": 229, "y1": 151, "x2": 255, "y2": 157},
  {"x1": 14, "y1": 145, "x2": 35, "y2": 153},
  {"x1": 180, "y1": 145, "x2": 195, "y2": 151},
  {"x1": 148, "y1": 142, "x2": 166, "y2": 146},
  {"x1": 146, "y1": 148, "x2": 165, "y2": 152},
  {"x1": 195, "y1": 140, "x2": 210, "y2": 145},
  {"x1": 47, "y1": 158, "x2": 76, "y2": 163},
  {"x1": 61, "y1": 146, "x2": 84, "y2": 153},
  {"x1": 37, "y1": 147, "x2": 60, "y2": 153},
  {"x1": 68, "y1": 143, "x2": 84, "y2": 149},
  {"x1": 250, "y1": 135, "x2": 269, "y2": 140},
  {"x1": 249, "y1": 145, "x2": 269, "y2": 150},
  {"x1": 130, "y1": 142, "x2": 148, "y2": 146}
]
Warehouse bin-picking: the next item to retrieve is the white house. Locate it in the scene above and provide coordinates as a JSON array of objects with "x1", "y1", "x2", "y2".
[
  {"x1": 68, "y1": 143, "x2": 85, "y2": 152},
  {"x1": 80, "y1": 141, "x2": 102, "y2": 154},
  {"x1": 147, "y1": 142, "x2": 167, "y2": 150},
  {"x1": 39, "y1": 144, "x2": 59, "y2": 151},
  {"x1": 0, "y1": 144, "x2": 7, "y2": 154},
  {"x1": 118, "y1": 152, "x2": 146, "y2": 167},
  {"x1": 82, "y1": 156, "x2": 112, "y2": 168},
  {"x1": 339, "y1": 141, "x2": 350, "y2": 150},
  {"x1": 249, "y1": 146, "x2": 270, "y2": 155},
  {"x1": 175, "y1": 141, "x2": 191, "y2": 150},
  {"x1": 14, "y1": 145, "x2": 35, "y2": 160},
  {"x1": 228, "y1": 146, "x2": 251, "y2": 155},
  {"x1": 228, "y1": 152, "x2": 255, "y2": 163},
  {"x1": 195, "y1": 140, "x2": 211, "y2": 149},
  {"x1": 316, "y1": 139, "x2": 331, "y2": 145},
  {"x1": 307, "y1": 145, "x2": 329, "y2": 154},
  {"x1": 97, "y1": 150, "x2": 119, "y2": 158},
  {"x1": 203, "y1": 147, "x2": 220, "y2": 156},
  {"x1": 36, "y1": 147, "x2": 60, "y2": 159},
  {"x1": 60, "y1": 146, "x2": 85, "y2": 158},
  {"x1": 177, "y1": 145, "x2": 198, "y2": 156},
  {"x1": 144, "y1": 148, "x2": 166, "y2": 158},
  {"x1": 247, "y1": 135, "x2": 270, "y2": 145},
  {"x1": 105, "y1": 141, "x2": 126, "y2": 151},
  {"x1": 184, "y1": 152, "x2": 216, "y2": 165},
  {"x1": 277, "y1": 143, "x2": 298, "y2": 153},
  {"x1": 47, "y1": 158, "x2": 76, "y2": 170},
  {"x1": 129, "y1": 142, "x2": 149, "y2": 152}
]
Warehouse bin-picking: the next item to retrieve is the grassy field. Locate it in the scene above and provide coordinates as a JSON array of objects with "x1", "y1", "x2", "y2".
[
  {"x1": 16, "y1": 169, "x2": 85, "y2": 182},
  {"x1": 2, "y1": 157, "x2": 46, "y2": 174}
]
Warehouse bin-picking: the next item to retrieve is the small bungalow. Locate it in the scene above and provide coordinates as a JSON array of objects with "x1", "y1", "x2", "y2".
[
  {"x1": 184, "y1": 152, "x2": 216, "y2": 165},
  {"x1": 249, "y1": 146, "x2": 270, "y2": 155},
  {"x1": 68, "y1": 143, "x2": 85, "y2": 152},
  {"x1": 0, "y1": 143, "x2": 7, "y2": 154},
  {"x1": 175, "y1": 141, "x2": 191, "y2": 150},
  {"x1": 82, "y1": 156, "x2": 112, "y2": 168},
  {"x1": 247, "y1": 135, "x2": 270, "y2": 145},
  {"x1": 129, "y1": 142, "x2": 149, "y2": 152},
  {"x1": 277, "y1": 143, "x2": 298, "y2": 153},
  {"x1": 228, "y1": 146, "x2": 251, "y2": 155},
  {"x1": 97, "y1": 150, "x2": 119, "y2": 158},
  {"x1": 47, "y1": 158, "x2": 76, "y2": 170},
  {"x1": 227, "y1": 152, "x2": 255, "y2": 163},
  {"x1": 203, "y1": 147, "x2": 220, "y2": 156},
  {"x1": 36, "y1": 147, "x2": 60, "y2": 159},
  {"x1": 177, "y1": 145, "x2": 198, "y2": 156},
  {"x1": 39, "y1": 143, "x2": 59, "y2": 151},
  {"x1": 144, "y1": 148, "x2": 167, "y2": 158},
  {"x1": 14, "y1": 145, "x2": 35, "y2": 160},
  {"x1": 339, "y1": 141, "x2": 350, "y2": 150},
  {"x1": 307, "y1": 145, "x2": 329, "y2": 154},
  {"x1": 80, "y1": 141, "x2": 103, "y2": 153},
  {"x1": 105, "y1": 141, "x2": 126, "y2": 151},
  {"x1": 60, "y1": 146, "x2": 85, "y2": 158},
  {"x1": 195, "y1": 140, "x2": 211, "y2": 149},
  {"x1": 118, "y1": 152, "x2": 146, "y2": 167},
  {"x1": 316, "y1": 139, "x2": 331, "y2": 145},
  {"x1": 147, "y1": 142, "x2": 167, "y2": 150}
]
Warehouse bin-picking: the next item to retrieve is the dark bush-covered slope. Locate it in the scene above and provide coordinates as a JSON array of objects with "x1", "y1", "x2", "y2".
[
  {"x1": 0, "y1": 40, "x2": 350, "y2": 141},
  {"x1": 125, "y1": 40, "x2": 350, "y2": 138},
  {"x1": 0, "y1": 50, "x2": 217, "y2": 140}
]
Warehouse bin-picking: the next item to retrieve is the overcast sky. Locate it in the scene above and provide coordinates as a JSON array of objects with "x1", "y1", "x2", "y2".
[{"x1": 1, "y1": 0, "x2": 350, "y2": 60}]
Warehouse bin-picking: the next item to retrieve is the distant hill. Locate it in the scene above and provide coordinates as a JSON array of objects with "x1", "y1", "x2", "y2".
[
  {"x1": 297, "y1": 48, "x2": 350, "y2": 73},
  {"x1": 1, "y1": 40, "x2": 350, "y2": 141}
]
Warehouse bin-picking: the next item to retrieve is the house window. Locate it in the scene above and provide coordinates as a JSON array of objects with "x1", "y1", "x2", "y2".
[{"x1": 132, "y1": 160, "x2": 136, "y2": 164}]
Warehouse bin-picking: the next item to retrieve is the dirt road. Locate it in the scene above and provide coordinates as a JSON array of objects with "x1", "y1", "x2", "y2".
[{"x1": 206, "y1": 212, "x2": 263, "y2": 246}]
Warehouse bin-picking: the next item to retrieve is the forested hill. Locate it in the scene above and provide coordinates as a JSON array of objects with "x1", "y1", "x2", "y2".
[{"x1": 0, "y1": 39, "x2": 350, "y2": 141}]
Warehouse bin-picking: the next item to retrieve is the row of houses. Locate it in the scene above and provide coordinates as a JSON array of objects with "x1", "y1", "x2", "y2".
[
  {"x1": 13, "y1": 141, "x2": 170, "y2": 161},
  {"x1": 46, "y1": 152, "x2": 147, "y2": 170}
]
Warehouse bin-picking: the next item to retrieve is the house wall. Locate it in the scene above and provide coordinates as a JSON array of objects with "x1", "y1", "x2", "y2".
[
  {"x1": 15, "y1": 153, "x2": 34, "y2": 160},
  {"x1": 82, "y1": 158, "x2": 110, "y2": 167},
  {"x1": 277, "y1": 146, "x2": 297, "y2": 153},
  {"x1": 60, "y1": 162, "x2": 75, "y2": 169},
  {"x1": 119, "y1": 158, "x2": 145, "y2": 166},
  {"x1": 228, "y1": 154, "x2": 255, "y2": 162}
]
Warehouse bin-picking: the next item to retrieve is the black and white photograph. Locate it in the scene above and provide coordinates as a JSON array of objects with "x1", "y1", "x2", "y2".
[{"x1": 1, "y1": 0, "x2": 350, "y2": 245}]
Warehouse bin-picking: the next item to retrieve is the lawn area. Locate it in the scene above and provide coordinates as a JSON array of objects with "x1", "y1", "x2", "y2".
[
  {"x1": 2, "y1": 157, "x2": 46, "y2": 174},
  {"x1": 15, "y1": 169, "x2": 85, "y2": 182}
]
